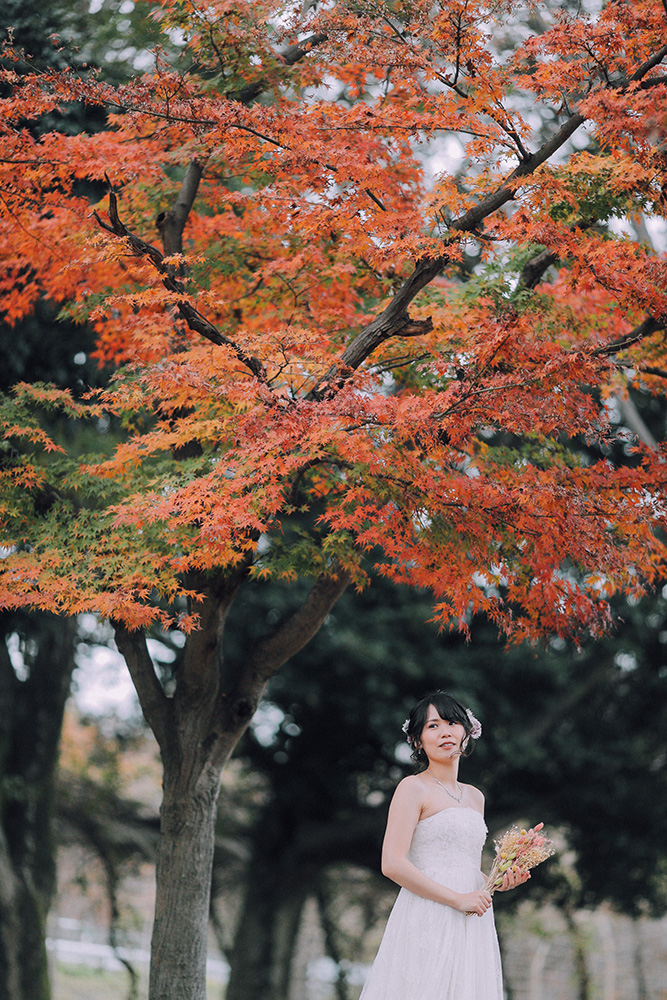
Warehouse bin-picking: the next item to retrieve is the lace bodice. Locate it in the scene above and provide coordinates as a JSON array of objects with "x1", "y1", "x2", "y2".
[{"x1": 408, "y1": 806, "x2": 487, "y2": 881}]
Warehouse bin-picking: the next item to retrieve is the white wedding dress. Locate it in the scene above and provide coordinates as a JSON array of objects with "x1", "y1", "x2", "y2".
[{"x1": 359, "y1": 806, "x2": 504, "y2": 1000}]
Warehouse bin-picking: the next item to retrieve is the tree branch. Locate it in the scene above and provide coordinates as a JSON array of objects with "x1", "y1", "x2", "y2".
[
  {"x1": 639, "y1": 364, "x2": 667, "y2": 379},
  {"x1": 312, "y1": 41, "x2": 667, "y2": 394},
  {"x1": 155, "y1": 158, "x2": 204, "y2": 257},
  {"x1": 614, "y1": 391, "x2": 658, "y2": 449},
  {"x1": 229, "y1": 33, "x2": 328, "y2": 104},
  {"x1": 516, "y1": 246, "x2": 559, "y2": 291},
  {"x1": 153, "y1": 35, "x2": 329, "y2": 277},
  {"x1": 515, "y1": 217, "x2": 601, "y2": 293},
  {"x1": 627, "y1": 43, "x2": 667, "y2": 84},
  {"x1": 96, "y1": 35, "x2": 331, "y2": 371},
  {"x1": 245, "y1": 567, "x2": 351, "y2": 681},
  {"x1": 94, "y1": 185, "x2": 268, "y2": 381},
  {"x1": 589, "y1": 315, "x2": 665, "y2": 357},
  {"x1": 113, "y1": 624, "x2": 172, "y2": 751},
  {"x1": 180, "y1": 561, "x2": 254, "y2": 701},
  {"x1": 152, "y1": 36, "x2": 330, "y2": 257},
  {"x1": 308, "y1": 110, "x2": 586, "y2": 397}
]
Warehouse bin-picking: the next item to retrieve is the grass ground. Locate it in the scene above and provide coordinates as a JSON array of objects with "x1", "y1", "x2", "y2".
[
  {"x1": 52, "y1": 962, "x2": 147, "y2": 1000},
  {"x1": 52, "y1": 962, "x2": 226, "y2": 1000}
]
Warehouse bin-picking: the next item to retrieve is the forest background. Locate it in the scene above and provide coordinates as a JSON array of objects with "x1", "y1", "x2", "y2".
[{"x1": 1, "y1": 1, "x2": 667, "y2": 1000}]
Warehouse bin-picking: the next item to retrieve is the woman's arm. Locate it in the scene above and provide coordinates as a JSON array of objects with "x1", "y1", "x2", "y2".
[{"x1": 380, "y1": 778, "x2": 492, "y2": 916}]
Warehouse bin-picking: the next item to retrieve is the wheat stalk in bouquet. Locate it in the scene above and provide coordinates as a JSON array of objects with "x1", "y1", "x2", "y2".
[{"x1": 484, "y1": 822, "x2": 555, "y2": 895}]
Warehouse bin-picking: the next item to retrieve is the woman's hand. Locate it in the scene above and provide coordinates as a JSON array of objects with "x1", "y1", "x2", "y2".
[
  {"x1": 496, "y1": 865, "x2": 530, "y2": 892},
  {"x1": 456, "y1": 889, "x2": 492, "y2": 916}
]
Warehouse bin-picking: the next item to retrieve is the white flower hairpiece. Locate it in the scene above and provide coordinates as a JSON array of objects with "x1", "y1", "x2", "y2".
[
  {"x1": 466, "y1": 708, "x2": 482, "y2": 739},
  {"x1": 401, "y1": 710, "x2": 481, "y2": 742}
]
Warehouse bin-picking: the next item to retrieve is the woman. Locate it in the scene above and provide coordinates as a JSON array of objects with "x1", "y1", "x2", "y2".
[{"x1": 359, "y1": 691, "x2": 528, "y2": 1000}]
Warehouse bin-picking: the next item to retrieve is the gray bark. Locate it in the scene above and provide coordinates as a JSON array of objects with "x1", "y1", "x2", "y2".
[{"x1": 149, "y1": 761, "x2": 222, "y2": 1000}]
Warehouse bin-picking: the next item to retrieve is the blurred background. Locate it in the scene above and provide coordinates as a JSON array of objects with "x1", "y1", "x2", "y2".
[{"x1": 1, "y1": 1, "x2": 666, "y2": 998}]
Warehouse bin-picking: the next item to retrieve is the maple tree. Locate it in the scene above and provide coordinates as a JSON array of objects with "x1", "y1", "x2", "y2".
[{"x1": 1, "y1": 0, "x2": 667, "y2": 997}]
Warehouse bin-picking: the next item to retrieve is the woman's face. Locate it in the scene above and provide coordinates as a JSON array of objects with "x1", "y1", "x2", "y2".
[{"x1": 419, "y1": 705, "x2": 467, "y2": 762}]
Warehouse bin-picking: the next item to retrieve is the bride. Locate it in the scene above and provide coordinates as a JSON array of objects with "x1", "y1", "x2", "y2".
[{"x1": 359, "y1": 691, "x2": 528, "y2": 1000}]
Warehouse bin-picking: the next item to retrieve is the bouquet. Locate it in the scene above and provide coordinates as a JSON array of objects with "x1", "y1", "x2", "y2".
[{"x1": 484, "y1": 822, "x2": 555, "y2": 895}]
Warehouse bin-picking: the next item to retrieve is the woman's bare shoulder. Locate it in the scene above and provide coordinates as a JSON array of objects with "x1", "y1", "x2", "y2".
[
  {"x1": 463, "y1": 783, "x2": 485, "y2": 810},
  {"x1": 393, "y1": 772, "x2": 428, "y2": 801},
  {"x1": 387, "y1": 774, "x2": 430, "y2": 824}
]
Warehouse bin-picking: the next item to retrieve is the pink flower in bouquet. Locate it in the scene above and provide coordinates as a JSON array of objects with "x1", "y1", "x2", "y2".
[{"x1": 484, "y1": 822, "x2": 555, "y2": 895}]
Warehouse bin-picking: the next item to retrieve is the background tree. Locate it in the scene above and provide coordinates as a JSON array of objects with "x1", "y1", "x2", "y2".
[
  {"x1": 0, "y1": 612, "x2": 76, "y2": 1000},
  {"x1": 56, "y1": 705, "x2": 162, "y2": 1000},
  {"x1": 215, "y1": 569, "x2": 667, "y2": 1000},
  {"x1": 1, "y1": 2, "x2": 667, "y2": 998}
]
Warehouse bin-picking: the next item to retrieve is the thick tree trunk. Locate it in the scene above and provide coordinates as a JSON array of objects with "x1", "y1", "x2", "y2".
[
  {"x1": 0, "y1": 612, "x2": 77, "y2": 1000},
  {"x1": 224, "y1": 854, "x2": 309, "y2": 1000},
  {"x1": 149, "y1": 760, "x2": 223, "y2": 1000},
  {"x1": 0, "y1": 832, "x2": 50, "y2": 1000}
]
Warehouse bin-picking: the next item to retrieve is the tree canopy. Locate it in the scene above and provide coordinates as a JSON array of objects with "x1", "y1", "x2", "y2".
[{"x1": 1, "y1": 0, "x2": 666, "y2": 642}]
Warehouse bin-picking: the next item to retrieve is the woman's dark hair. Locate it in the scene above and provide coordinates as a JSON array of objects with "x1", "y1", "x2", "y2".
[{"x1": 404, "y1": 691, "x2": 475, "y2": 768}]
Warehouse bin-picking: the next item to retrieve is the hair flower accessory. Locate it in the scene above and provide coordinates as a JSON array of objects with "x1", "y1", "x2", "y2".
[
  {"x1": 466, "y1": 709, "x2": 482, "y2": 739},
  {"x1": 401, "y1": 718, "x2": 410, "y2": 736}
]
